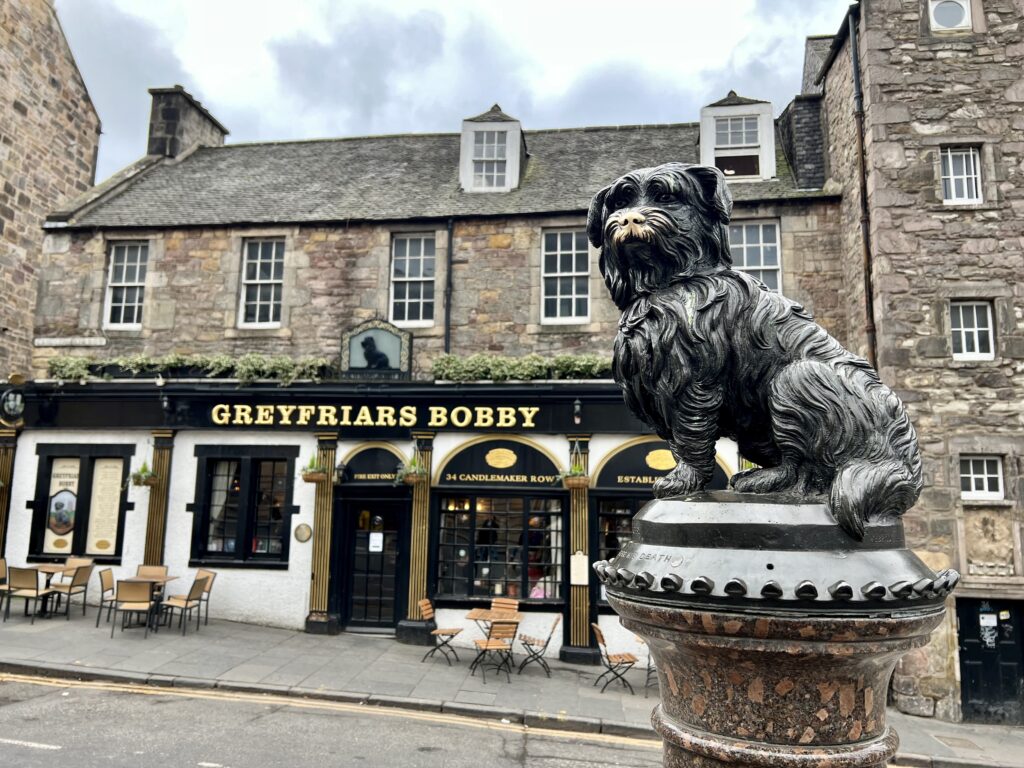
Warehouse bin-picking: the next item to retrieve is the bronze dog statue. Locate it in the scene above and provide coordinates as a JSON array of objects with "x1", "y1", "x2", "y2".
[{"x1": 589, "y1": 162, "x2": 922, "y2": 540}]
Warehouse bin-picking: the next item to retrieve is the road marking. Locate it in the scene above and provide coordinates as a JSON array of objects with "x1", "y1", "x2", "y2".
[
  {"x1": 0, "y1": 737, "x2": 62, "y2": 751},
  {"x1": 0, "y1": 672, "x2": 658, "y2": 750}
]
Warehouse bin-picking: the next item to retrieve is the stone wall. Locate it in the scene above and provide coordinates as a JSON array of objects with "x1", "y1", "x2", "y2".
[
  {"x1": 32, "y1": 200, "x2": 844, "y2": 378},
  {"x1": 0, "y1": 0, "x2": 100, "y2": 375},
  {"x1": 779, "y1": 96, "x2": 827, "y2": 190},
  {"x1": 824, "y1": 0, "x2": 1024, "y2": 721}
]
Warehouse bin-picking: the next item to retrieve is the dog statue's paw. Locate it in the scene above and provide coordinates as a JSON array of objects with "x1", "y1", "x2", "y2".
[
  {"x1": 653, "y1": 463, "x2": 705, "y2": 498},
  {"x1": 730, "y1": 464, "x2": 797, "y2": 494}
]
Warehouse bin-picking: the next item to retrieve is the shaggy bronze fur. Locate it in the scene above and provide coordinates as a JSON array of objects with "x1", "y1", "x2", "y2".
[{"x1": 589, "y1": 163, "x2": 921, "y2": 540}]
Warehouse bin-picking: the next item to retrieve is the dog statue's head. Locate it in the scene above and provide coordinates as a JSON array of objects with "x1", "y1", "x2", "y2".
[{"x1": 588, "y1": 163, "x2": 734, "y2": 310}]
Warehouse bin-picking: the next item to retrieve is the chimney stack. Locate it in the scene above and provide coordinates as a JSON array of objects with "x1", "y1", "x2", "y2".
[{"x1": 147, "y1": 85, "x2": 228, "y2": 158}]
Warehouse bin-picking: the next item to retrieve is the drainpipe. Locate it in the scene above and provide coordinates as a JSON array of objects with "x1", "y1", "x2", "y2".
[
  {"x1": 444, "y1": 218, "x2": 454, "y2": 353},
  {"x1": 849, "y1": 9, "x2": 878, "y2": 369}
]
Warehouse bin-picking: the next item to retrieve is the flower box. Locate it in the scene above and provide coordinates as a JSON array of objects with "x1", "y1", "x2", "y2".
[
  {"x1": 302, "y1": 470, "x2": 329, "y2": 484},
  {"x1": 562, "y1": 475, "x2": 590, "y2": 490},
  {"x1": 132, "y1": 474, "x2": 159, "y2": 487}
]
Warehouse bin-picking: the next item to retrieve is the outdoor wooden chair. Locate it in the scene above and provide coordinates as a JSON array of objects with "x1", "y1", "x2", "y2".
[
  {"x1": 167, "y1": 568, "x2": 216, "y2": 626},
  {"x1": 2, "y1": 567, "x2": 53, "y2": 625},
  {"x1": 517, "y1": 615, "x2": 560, "y2": 677},
  {"x1": 418, "y1": 598, "x2": 463, "y2": 665},
  {"x1": 469, "y1": 620, "x2": 518, "y2": 684},
  {"x1": 94, "y1": 568, "x2": 116, "y2": 627},
  {"x1": 136, "y1": 563, "x2": 170, "y2": 599},
  {"x1": 51, "y1": 563, "x2": 94, "y2": 620},
  {"x1": 0, "y1": 558, "x2": 8, "y2": 599},
  {"x1": 160, "y1": 574, "x2": 208, "y2": 635},
  {"x1": 490, "y1": 597, "x2": 519, "y2": 613},
  {"x1": 110, "y1": 580, "x2": 155, "y2": 639},
  {"x1": 592, "y1": 622, "x2": 637, "y2": 695},
  {"x1": 55, "y1": 557, "x2": 93, "y2": 585}
]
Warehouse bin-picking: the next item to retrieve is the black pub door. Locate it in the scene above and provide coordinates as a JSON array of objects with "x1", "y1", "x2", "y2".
[
  {"x1": 342, "y1": 499, "x2": 408, "y2": 629},
  {"x1": 957, "y1": 598, "x2": 1024, "y2": 724}
]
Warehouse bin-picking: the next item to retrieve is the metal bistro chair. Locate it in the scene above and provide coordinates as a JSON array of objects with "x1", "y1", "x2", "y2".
[
  {"x1": 110, "y1": 580, "x2": 155, "y2": 639},
  {"x1": 160, "y1": 575, "x2": 208, "y2": 635},
  {"x1": 418, "y1": 599, "x2": 463, "y2": 665},
  {"x1": 470, "y1": 620, "x2": 518, "y2": 684},
  {"x1": 2, "y1": 567, "x2": 53, "y2": 625},
  {"x1": 591, "y1": 623, "x2": 637, "y2": 695},
  {"x1": 95, "y1": 568, "x2": 116, "y2": 627},
  {"x1": 50, "y1": 563, "x2": 94, "y2": 620},
  {"x1": 517, "y1": 615, "x2": 560, "y2": 677},
  {"x1": 166, "y1": 568, "x2": 216, "y2": 626}
]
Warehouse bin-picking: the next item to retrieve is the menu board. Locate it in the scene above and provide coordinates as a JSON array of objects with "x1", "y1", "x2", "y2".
[
  {"x1": 86, "y1": 458, "x2": 123, "y2": 554},
  {"x1": 44, "y1": 458, "x2": 80, "y2": 554}
]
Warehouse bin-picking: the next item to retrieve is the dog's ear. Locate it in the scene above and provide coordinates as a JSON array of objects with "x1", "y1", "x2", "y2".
[
  {"x1": 587, "y1": 185, "x2": 611, "y2": 248},
  {"x1": 686, "y1": 165, "x2": 733, "y2": 223}
]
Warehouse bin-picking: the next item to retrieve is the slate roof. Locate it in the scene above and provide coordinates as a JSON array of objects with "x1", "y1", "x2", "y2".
[
  {"x1": 59, "y1": 121, "x2": 830, "y2": 230},
  {"x1": 802, "y1": 36, "x2": 833, "y2": 95},
  {"x1": 465, "y1": 104, "x2": 519, "y2": 122},
  {"x1": 706, "y1": 90, "x2": 769, "y2": 107}
]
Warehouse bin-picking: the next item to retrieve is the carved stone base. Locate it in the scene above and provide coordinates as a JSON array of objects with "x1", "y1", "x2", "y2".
[{"x1": 612, "y1": 599, "x2": 942, "y2": 767}]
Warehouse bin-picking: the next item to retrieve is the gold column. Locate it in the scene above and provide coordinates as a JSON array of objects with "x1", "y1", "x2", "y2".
[
  {"x1": 306, "y1": 432, "x2": 338, "y2": 632},
  {"x1": 405, "y1": 432, "x2": 434, "y2": 620},
  {"x1": 565, "y1": 435, "x2": 598, "y2": 660},
  {"x1": 143, "y1": 430, "x2": 175, "y2": 565},
  {"x1": 0, "y1": 429, "x2": 17, "y2": 556}
]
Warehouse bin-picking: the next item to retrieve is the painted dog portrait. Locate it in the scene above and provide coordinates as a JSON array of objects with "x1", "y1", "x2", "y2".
[{"x1": 589, "y1": 162, "x2": 922, "y2": 540}]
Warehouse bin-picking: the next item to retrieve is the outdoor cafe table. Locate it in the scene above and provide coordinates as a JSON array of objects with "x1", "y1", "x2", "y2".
[
  {"x1": 465, "y1": 608, "x2": 524, "y2": 637},
  {"x1": 29, "y1": 564, "x2": 76, "y2": 616}
]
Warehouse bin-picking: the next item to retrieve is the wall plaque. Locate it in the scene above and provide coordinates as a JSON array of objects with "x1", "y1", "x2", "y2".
[
  {"x1": 86, "y1": 458, "x2": 123, "y2": 555},
  {"x1": 339, "y1": 319, "x2": 412, "y2": 380},
  {"x1": 44, "y1": 458, "x2": 79, "y2": 554}
]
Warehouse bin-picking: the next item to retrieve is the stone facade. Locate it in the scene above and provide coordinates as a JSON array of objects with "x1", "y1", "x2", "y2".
[
  {"x1": 33, "y1": 201, "x2": 842, "y2": 378},
  {"x1": 0, "y1": 0, "x2": 100, "y2": 375},
  {"x1": 821, "y1": 0, "x2": 1024, "y2": 720}
]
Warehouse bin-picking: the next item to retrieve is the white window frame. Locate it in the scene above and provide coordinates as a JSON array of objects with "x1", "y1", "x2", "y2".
[
  {"x1": 541, "y1": 228, "x2": 590, "y2": 325},
  {"x1": 238, "y1": 238, "x2": 285, "y2": 329},
  {"x1": 699, "y1": 101, "x2": 775, "y2": 181},
  {"x1": 960, "y1": 455, "x2": 1004, "y2": 501},
  {"x1": 929, "y1": 0, "x2": 972, "y2": 32},
  {"x1": 472, "y1": 130, "x2": 508, "y2": 189},
  {"x1": 389, "y1": 233, "x2": 436, "y2": 329},
  {"x1": 459, "y1": 118, "x2": 522, "y2": 193},
  {"x1": 950, "y1": 300, "x2": 995, "y2": 361},
  {"x1": 729, "y1": 220, "x2": 782, "y2": 292},
  {"x1": 940, "y1": 146, "x2": 983, "y2": 204},
  {"x1": 103, "y1": 240, "x2": 149, "y2": 330}
]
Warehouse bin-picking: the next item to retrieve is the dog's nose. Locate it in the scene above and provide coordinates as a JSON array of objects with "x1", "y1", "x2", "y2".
[{"x1": 619, "y1": 211, "x2": 646, "y2": 226}]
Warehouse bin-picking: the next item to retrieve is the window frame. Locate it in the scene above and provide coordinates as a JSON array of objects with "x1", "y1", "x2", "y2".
[
  {"x1": 929, "y1": 0, "x2": 972, "y2": 32},
  {"x1": 388, "y1": 232, "x2": 437, "y2": 329},
  {"x1": 593, "y1": 495, "x2": 641, "y2": 606},
  {"x1": 950, "y1": 300, "x2": 996, "y2": 362},
  {"x1": 432, "y1": 492, "x2": 567, "y2": 605},
  {"x1": 959, "y1": 454, "x2": 1004, "y2": 501},
  {"x1": 28, "y1": 443, "x2": 136, "y2": 564},
  {"x1": 540, "y1": 228, "x2": 591, "y2": 325},
  {"x1": 940, "y1": 146, "x2": 983, "y2": 205},
  {"x1": 102, "y1": 240, "x2": 149, "y2": 331},
  {"x1": 471, "y1": 130, "x2": 508, "y2": 190},
  {"x1": 729, "y1": 219, "x2": 783, "y2": 292},
  {"x1": 237, "y1": 238, "x2": 286, "y2": 329},
  {"x1": 188, "y1": 445, "x2": 300, "y2": 569}
]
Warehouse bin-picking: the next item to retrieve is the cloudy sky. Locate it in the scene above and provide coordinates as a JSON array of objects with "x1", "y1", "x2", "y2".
[{"x1": 55, "y1": 0, "x2": 850, "y2": 182}]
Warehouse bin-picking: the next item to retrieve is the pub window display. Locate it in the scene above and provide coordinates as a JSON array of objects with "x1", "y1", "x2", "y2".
[
  {"x1": 29, "y1": 446, "x2": 134, "y2": 561},
  {"x1": 435, "y1": 495, "x2": 563, "y2": 601},
  {"x1": 191, "y1": 451, "x2": 295, "y2": 564}
]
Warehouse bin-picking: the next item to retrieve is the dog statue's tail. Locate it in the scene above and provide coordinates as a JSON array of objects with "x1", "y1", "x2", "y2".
[{"x1": 829, "y1": 459, "x2": 919, "y2": 541}]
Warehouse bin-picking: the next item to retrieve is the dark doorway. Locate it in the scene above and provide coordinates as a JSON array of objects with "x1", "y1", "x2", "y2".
[
  {"x1": 957, "y1": 598, "x2": 1023, "y2": 724},
  {"x1": 341, "y1": 498, "x2": 408, "y2": 630}
]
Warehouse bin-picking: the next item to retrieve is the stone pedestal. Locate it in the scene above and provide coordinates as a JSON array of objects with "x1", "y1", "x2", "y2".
[{"x1": 595, "y1": 492, "x2": 958, "y2": 768}]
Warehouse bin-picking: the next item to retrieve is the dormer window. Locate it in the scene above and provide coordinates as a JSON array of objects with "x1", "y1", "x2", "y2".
[
  {"x1": 699, "y1": 91, "x2": 775, "y2": 181},
  {"x1": 473, "y1": 130, "x2": 507, "y2": 188},
  {"x1": 460, "y1": 104, "x2": 524, "y2": 193}
]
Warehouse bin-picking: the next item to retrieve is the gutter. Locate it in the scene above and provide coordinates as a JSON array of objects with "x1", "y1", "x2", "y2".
[{"x1": 444, "y1": 217, "x2": 454, "y2": 353}]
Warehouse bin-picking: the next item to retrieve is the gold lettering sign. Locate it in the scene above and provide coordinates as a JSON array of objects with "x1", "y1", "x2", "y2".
[
  {"x1": 485, "y1": 448, "x2": 517, "y2": 469},
  {"x1": 645, "y1": 449, "x2": 675, "y2": 471},
  {"x1": 210, "y1": 403, "x2": 542, "y2": 430}
]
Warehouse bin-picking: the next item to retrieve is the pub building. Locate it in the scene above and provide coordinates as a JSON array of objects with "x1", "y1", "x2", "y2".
[{"x1": 3, "y1": 321, "x2": 734, "y2": 660}]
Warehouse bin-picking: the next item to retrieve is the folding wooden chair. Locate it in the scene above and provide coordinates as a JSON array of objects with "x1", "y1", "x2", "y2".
[
  {"x1": 517, "y1": 615, "x2": 560, "y2": 677},
  {"x1": 51, "y1": 563, "x2": 94, "y2": 619},
  {"x1": 490, "y1": 597, "x2": 519, "y2": 613},
  {"x1": 470, "y1": 620, "x2": 518, "y2": 683},
  {"x1": 591, "y1": 622, "x2": 637, "y2": 695},
  {"x1": 418, "y1": 599, "x2": 463, "y2": 665}
]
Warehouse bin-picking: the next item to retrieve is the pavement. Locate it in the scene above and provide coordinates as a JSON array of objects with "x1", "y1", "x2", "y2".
[{"x1": 0, "y1": 612, "x2": 1021, "y2": 767}]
